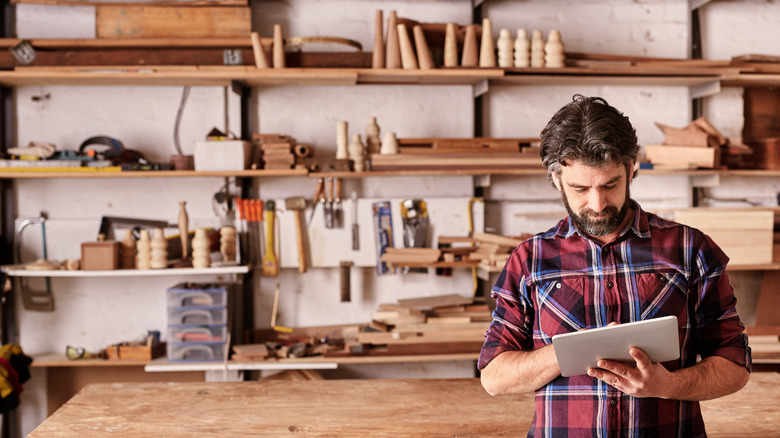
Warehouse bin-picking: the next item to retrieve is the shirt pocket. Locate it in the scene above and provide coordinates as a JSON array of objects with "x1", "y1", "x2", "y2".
[
  {"x1": 536, "y1": 276, "x2": 585, "y2": 338},
  {"x1": 633, "y1": 271, "x2": 688, "y2": 320}
]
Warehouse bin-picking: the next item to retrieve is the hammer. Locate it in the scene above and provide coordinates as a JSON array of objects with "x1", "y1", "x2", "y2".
[{"x1": 285, "y1": 197, "x2": 308, "y2": 273}]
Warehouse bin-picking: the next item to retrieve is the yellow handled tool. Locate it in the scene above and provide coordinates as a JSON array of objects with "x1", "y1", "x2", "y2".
[{"x1": 262, "y1": 200, "x2": 279, "y2": 277}]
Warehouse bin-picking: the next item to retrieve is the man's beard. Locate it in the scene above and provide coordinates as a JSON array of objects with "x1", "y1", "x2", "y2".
[{"x1": 561, "y1": 183, "x2": 631, "y2": 237}]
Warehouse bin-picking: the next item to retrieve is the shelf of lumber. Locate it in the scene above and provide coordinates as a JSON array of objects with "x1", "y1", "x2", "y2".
[{"x1": 0, "y1": 168, "x2": 309, "y2": 179}]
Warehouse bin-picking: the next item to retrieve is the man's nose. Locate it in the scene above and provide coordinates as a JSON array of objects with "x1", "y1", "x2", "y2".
[{"x1": 587, "y1": 190, "x2": 608, "y2": 213}]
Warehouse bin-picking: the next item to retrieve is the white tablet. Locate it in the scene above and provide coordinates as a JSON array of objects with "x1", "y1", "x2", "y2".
[{"x1": 552, "y1": 315, "x2": 680, "y2": 377}]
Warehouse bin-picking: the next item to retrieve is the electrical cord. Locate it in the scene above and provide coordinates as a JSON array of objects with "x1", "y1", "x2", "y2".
[{"x1": 173, "y1": 86, "x2": 191, "y2": 156}]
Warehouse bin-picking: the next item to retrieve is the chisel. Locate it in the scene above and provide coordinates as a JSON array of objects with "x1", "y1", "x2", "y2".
[{"x1": 351, "y1": 191, "x2": 359, "y2": 250}]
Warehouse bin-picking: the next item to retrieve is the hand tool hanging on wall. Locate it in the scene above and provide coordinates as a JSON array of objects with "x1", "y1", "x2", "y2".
[
  {"x1": 235, "y1": 198, "x2": 248, "y2": 264},
  {"x1": 324, "y1": 176, "x2": 334, "y2": 228},
  {"x1": 372, "y1": 201, "x2": 394, "y2": 276},
  {"x1": 285, "y1": 197, "x2": 308, "y2": 273},
  {"x1": 15, "y1": 213, "x2": 54, "y2": 311},
  {"x1": 309, "y1": 178, "x2": 325, "y2": 225},
  {"x1": 333, "y1": 177, "x2": 343, "y2": 228},
  {"x1": 262, "y1": 200, "x2": 279, "y2": 277},
  {"x1": 400, "y1": 199, "x2": 429, "y2": 274},
  {"x1": 351, "y1": 191, "x2": 359, "y2": 251}
]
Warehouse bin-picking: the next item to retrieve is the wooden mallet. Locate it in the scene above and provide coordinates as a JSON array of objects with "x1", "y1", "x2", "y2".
[{"x1": 285, "y1": 197, "x2": 308, "y2": 273}]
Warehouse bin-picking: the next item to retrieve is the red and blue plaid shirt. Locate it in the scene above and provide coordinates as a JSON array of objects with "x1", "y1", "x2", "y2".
[{"x1": 479, "y1": 201, "x2": 751, "y2": 438}]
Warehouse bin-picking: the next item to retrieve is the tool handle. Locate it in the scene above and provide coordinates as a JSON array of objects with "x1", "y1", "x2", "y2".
[
  {"x1": 326, "y1": 176, "x2": 334, "y2": 201},
  {"x1": 335, "y1": 177, "x2": 342, "y2": 201},
  {"x1": 294, "y1": 210, "x2": 307, "y2": 273},
  {"x1": 262, "y1": 200, "x2": 278, "y2": 277},
  {"x1": 314, "y1": 178, "x2": 325, "y2": 204},
  {"x1": 236, "y1": 198, "x2": 246, "y2": 220}
]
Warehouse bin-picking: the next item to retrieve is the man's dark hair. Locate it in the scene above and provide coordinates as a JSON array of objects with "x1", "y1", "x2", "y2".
[{"x1": 540, "y1": 94, "x2": 639, "y2": 181}]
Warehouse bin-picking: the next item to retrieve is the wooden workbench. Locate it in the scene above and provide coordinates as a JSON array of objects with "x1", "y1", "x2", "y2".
[{"x1": 28, "y1": 373, "x2": 780, "y2": 437}]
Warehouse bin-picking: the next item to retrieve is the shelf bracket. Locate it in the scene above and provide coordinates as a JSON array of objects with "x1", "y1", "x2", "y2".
[
  {"x1": 473, "y1": 174, "x2": 491, "y2": 188},
  {"x1": 690, "y1": 0, "x2": 712, "y2": 12},
  {"x1": 473, "y1": 79, "x2": 489, "y2": 98},
  {"x1": 691, "y1": 173, "x2": 720, "y2": 188},
  {"x1": 690, "y1": 80, "x2": 720, "y2": 100}
]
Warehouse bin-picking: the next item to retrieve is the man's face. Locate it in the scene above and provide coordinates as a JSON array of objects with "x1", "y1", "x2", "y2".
[{"x1": 553, "y1": 160, "x2": 632, "y2": 237}]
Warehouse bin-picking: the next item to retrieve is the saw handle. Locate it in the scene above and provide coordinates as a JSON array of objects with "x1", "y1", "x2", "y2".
[{"x1": 262, "y1": 200, "x2": 278, "y2": 277}]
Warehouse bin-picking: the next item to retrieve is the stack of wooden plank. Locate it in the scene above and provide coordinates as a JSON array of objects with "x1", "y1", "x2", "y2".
[
  {"x1": 644, "y1": 117, "x2": 740, "y2": 169},
  {"x1": 357, "y1": 294, "x2": 491, "y2": 354},
  {"x1": 674, "y1": 208, "x2": 774, "y2": 265},
  {"x1": 255, "y1": 134, "x2": 297, "y2": 170},
  {"x1": 369, "y1": 137, "x2": 542, "y2": 171},
  {"x1": 379, "y1": 247, "x2": 479, "y2": 269},
  {"x1": 467, "y1": 232, "x2": 528, "y2": 270}
]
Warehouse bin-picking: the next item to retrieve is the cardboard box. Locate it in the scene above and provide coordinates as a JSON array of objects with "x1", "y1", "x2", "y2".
[
  {"x1": 674, "y1": 208, "x2": 774, "y2": 265},
  {"x1": 194, "y1": 140, "x2": 252, "y2": 171},
  {"x1": 81, "y1": 241, "x2": 120, "y2": 270}
]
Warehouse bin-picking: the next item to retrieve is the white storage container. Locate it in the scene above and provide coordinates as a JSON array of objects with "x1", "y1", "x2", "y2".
[
  {"x1": 167, "y1": 342, "x2": 227, "y2": 362},
  {"x1": 168, "y1": 325, "x2": 227, "y2": 343}
]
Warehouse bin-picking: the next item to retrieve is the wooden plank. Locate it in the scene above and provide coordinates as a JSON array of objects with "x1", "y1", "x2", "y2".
[
  {"x1": 397, "y1": 294, "x2": 474, "y2": 310},
  {"x1": 96, "y1": 6, "x2": 251, "y2": 39},
  {"x1": 644, "y1": 144, "x2": 721, "y2": 169},
  {"x1": 472, "y1": 232, "x2": 525, "y2": 248},
  {"x1": 14, "y1": 0, "x2": 247, "y2": 5},
  {"x1": 755, "y1": 271, "x2": 780, "y2": 326},
  {"x1": 674, "y1": 208, "x2": 774, "y2": 230}
]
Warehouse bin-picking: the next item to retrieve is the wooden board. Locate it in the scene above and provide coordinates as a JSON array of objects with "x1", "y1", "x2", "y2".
[
  {"x1": 644, "y1": 144, "x2": 721, "y2": 169},
  {"x1": 96, "y1": 6, "x2": 251, "y2": 39},
  {"x1": 27, "y1": 374, "x2": 780, "y2": 437},
  {"x1": 397, "y1": 294, "x2": 474, "y2": 310},
  {"x1": 674, "y1": 209, "x2": 774, "y2": 265}
]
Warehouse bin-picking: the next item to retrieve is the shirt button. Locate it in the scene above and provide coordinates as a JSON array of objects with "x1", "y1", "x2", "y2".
[
  {"x1": 610, "y1": 399, "x2": 617, "y2": 407},
  {"x1": 606, "y1": 281, "x2": 613, "y2": 289}
]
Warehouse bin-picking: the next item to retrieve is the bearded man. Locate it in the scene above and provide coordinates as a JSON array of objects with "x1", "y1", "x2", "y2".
[{"x1": 478, "y1": 95, "x2": 751, "y2": 438}]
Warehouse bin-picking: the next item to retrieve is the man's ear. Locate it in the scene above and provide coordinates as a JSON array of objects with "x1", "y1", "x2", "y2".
[{"x1": 551, "y1": 172, "x2": 562, "y2": 191}]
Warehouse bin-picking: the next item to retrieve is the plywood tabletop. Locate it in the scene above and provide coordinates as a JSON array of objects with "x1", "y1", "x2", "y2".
[{"x1": 27, "y1": 373, "x2": 780, "y2": 437}]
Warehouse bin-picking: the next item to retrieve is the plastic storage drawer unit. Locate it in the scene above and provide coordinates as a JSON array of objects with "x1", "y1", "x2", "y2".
[{"x1": 166, "y1": 283, "x2": 229, "y2": 362}]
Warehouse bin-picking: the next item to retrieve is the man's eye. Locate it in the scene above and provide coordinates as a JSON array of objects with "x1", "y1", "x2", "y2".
[
  {"x1": 574, "y1": 188, "x2": 587, "y2": 194},
  {"x1": 604, "y1": 184, "x2": 617, "y2": 190}
]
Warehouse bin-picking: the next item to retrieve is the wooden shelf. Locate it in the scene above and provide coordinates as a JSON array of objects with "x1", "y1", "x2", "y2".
[
  {"x1": 1, "y1": 264, "x2": 249, "y2": 278},
  {"x1": 4, "y1": 166, "x2": 780, "y2": 180},
  {"x1": 32, "y1": 354, "x2": 152, "y2": 368},
  {"x1": 0, "y1": 65, "x2": 758, "y2": 88},
  {"x1": 0, "y1": 168, "x2": 308, "y2": 179}
]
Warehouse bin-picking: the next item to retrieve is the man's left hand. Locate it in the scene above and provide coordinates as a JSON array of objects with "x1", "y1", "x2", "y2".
[{"x1": 587, "y1": 347, "x2": 674, "y2": 398}]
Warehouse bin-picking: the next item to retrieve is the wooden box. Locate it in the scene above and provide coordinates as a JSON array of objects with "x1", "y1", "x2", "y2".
[
  {"x1": 81, "y1": 241, "x2": 120, "y2": 270},
  {"x1": 106, "y1": 342, "x2": 166, "y2": 360},
  {"x1": 674, "y1": 209, "x2": 774, "y2": 266},
  {"x1": 747, "y1": 137, "x2": 780, "y2": 170},
  {"x1": 644, "y1": 145, "x2": 721, "y2": 169}
]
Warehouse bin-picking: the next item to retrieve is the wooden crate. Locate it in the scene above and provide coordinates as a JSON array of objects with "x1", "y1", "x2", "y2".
[
  {"x1": 106, "y1": 342, "x2": 166, "y2": 360},
  {"x1": 746, "y1": 137, "x2": 780, "y2": 170},
  {"x1": 674, "y1": 209, "x2": 774, "y2": 265}
]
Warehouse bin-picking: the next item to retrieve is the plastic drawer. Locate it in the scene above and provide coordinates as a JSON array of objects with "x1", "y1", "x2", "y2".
[
  {"x1": 167, "y1": 342, "x2": 227, "y2": 362},
  {"x1": 167, "y1": 289, "x2": 227, "y2": 308},
  {"x1": 168, "y1": 325, "x2": 227, "y2": 343},
  {"x1": 167, "y1": 307, "x2": 227, "y2": 326}
]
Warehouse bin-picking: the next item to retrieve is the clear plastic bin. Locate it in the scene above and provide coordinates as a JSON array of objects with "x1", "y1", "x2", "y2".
[
  {"x1": 166, "y1": 289, "x2": 227, "y2": 308},
  {"x1": 167, "y1": 342, "x2": 227, "y2": 362},
  {"x1": 168, "y1": 325, "x2": 227, "y2": 343},
  {"x1": 167, "y1": 307, "x2": 227, "y2": 326}
]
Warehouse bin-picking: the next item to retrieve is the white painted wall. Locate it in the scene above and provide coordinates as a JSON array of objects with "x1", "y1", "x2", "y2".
[{"x1": 9, "y1": 0, "x2": 780, "y2": 434}]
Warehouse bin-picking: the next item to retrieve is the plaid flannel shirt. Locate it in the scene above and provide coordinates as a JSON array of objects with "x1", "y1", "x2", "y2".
[{"x1": 478, "y1": 201, "x2": 751, "y2": 438}]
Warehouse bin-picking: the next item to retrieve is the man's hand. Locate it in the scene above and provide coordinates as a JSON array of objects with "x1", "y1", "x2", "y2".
[{"x1": 587, "y1": 347, "x2": 674, "y2": 398}]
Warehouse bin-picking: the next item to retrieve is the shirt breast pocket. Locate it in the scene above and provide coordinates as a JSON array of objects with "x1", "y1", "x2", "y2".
[
  {"x1": 536, "y1": 276, "x2": 585, "y2": 338},
  {"x1": 634, "y1": 271, "x2": 688, "y2": 320}
]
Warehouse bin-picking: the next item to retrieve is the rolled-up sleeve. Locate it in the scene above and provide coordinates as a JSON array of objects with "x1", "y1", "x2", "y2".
[{"x1": 478, "y1": 262, "x2": 534, "y2": 370}]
